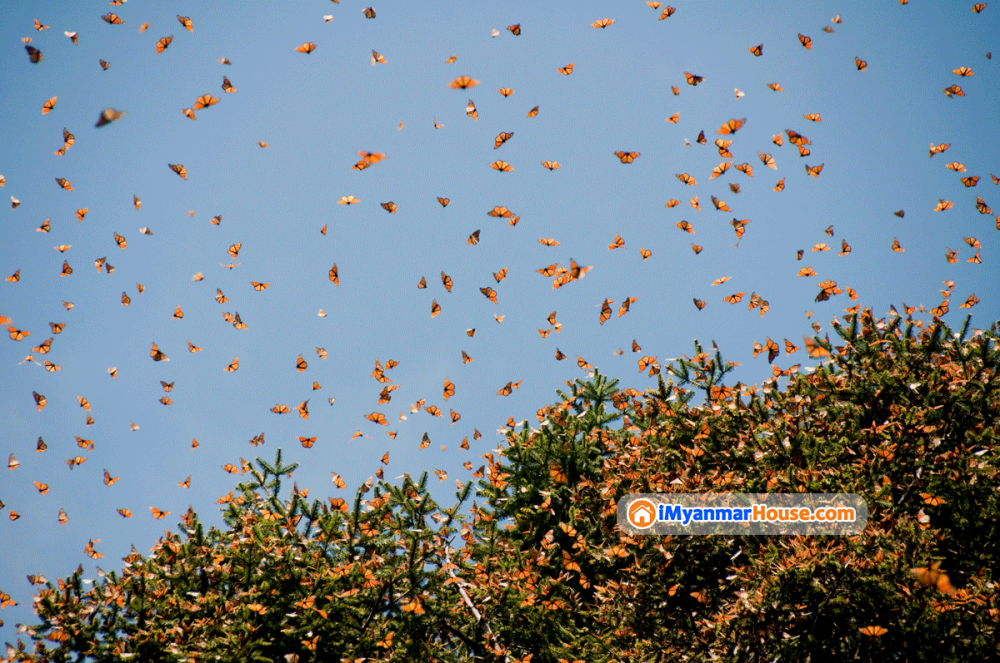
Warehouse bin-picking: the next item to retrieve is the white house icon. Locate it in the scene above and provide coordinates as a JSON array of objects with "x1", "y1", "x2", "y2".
[{"x1": 630, "y1": 502, "x2": 655, "y2": 527}]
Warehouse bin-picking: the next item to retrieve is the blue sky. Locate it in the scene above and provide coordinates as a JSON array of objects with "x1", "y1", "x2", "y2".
[{"x1": 1, "y1": 0, "x2": 998, "y2": 636}]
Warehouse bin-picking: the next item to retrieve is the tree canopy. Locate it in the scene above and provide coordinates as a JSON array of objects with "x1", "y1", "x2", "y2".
[{"x1": 6, "y1": 309, "x2": 999, "y2": 662}]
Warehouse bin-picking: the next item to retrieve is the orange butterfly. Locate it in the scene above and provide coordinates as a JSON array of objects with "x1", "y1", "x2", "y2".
[
  {"x1": 803, "y1": 113, "x2": 822, "y2": 122},
  {"x1": 859, "y1": 626, "x2": 887, "y2": 637},
  {"x1": 381, "y1": 201, "x2": 397, "y2": 213},
  {"x1": 150, "y1": 507, "x2": 170, "y2": 520},
  {"x1": 805, "y1": 164, "x2": 824, "y2": 178},
  {"x1": 448, "y1": 76, "x2": 479, "y2": 89},
  {"x1": 222, "y1": 76, "x2": 236, "y2": 93},
  {"x1": 329, "y1": 264, "x2": 339, "y2": 285},
  {"x1": 717, "y1": 118, "x2": 746, "y2": 134},
  {"x1": 366, "y1": 412, "x2": 388, "y2": 425},
  {"x1": 639, "y1": 248, "x2": 651, "y2": 260},
  {"x1": 494, "y1": 131, "x2": 514, "y2": 149},
  {"x1": 660, "y1": 6, "x2": 677, "y2": 18},
  {"x1": 157, "y1": 36, "x2": 173, "y2": 53},
  {"x1": 490, "y1": 161, "x2": 514, "y2": 172},
  {"x1": 102, "y1": 13, "x2": 124, "y2": 24},
  {"x1": 296, "y1": 43, "x2": 316, "y2": 54},
  {"x1": 855, "y1": 57, "x2": 868, "y2": 71},
  {"x1": 224, "y1": 356, "x2": 239, "y2": 372},
  {"x1": 169, "y1": 163, "x2": 187, "y2": 179},
  {"x1": 431, "y1": 299, "x2": 441, "y2": 317},
  {"x1": 798, "y1": 34, "x2": 812, "y2": 49},
  {"x1": 557, "y1": 63, "x2": 575, "y2": 75},
  {"x1": 684, "y1": 72, "x2": 704, "y2": 86},
  {"x1": 193, "y1": 94, "x2": 219, "y2": 110},
  {"x1": 370, "y1": 50, "x2": 386, "y2": 65},
  {"x1": 608, "y1": 233, "x2": 625, "y2": 250},
  {"x1": 42, "y1": 97, "x2": 57, "y2": 115},
  {"x1": 499, "y1": 87, "x2": 514, "y2": 97},
  {"x1": 615, "y1": 151, "x2": 640, "y2": 163},
  {"x1": 723, "y1": 292, "x2": 746, "y2": 304}
]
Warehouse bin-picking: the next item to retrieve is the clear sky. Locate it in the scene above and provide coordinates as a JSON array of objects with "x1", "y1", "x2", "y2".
[{"x1": 1, "y1": 0, "x2": 997, "y2": 637}]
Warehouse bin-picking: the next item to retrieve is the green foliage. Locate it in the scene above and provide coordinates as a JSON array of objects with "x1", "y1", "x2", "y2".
[{"x1": 8, "y1": 310, "x2": 999, "y2": 663}]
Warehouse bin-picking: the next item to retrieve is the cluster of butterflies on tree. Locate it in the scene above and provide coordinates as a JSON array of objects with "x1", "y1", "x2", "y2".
[{"x1": 1, "y1": 1, "x2": 997, "y2": 634}]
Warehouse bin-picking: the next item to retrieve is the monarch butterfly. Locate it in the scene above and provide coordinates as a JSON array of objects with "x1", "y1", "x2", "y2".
[
  {"x1": 181, "y1": 108, "x2": 197, "y2": 121},
  {"x1": 717, "y1": 118, "x2": 746, "y2": 134},
  {"x1": 773, "y1": 178, "x2": 786, "y2": 192},
  {"x1": 55, "y1": 177, "x2": 73, "y2": 191},
  {"x1": 557, "y1": 63, "x2": 575, "y2": 75},
  {"x1": 150, "y1": 507, "x2": 170, "y2": 520},
  {"x1": 665, "y1": 199, "x2": 680, "y2": 208},
  {"x1": 150, "y1": 342, "x2": 169, "y2": 362},
  {"x1": 798, "y1": 33, "x2": 812, "y2": 49},
  {"x1": 505, "y1": 23, "x2": 522, "y2": 35},
  {"x1": 665, "y1": 112, "x2": 679, "y2": 123},
  {"x1": 748, "y1": 44, "x2": 763, "y2": 56},
  {"x1": 615, "y1": 151, "x2": 640, "y2": 163},
  {"x1": 446, "y1": 54, "x2": 457, "y2": 63},
  {"x1": 491, "y1": 161, "x2": 514, "y2": 172},
  {"x1": 480, "y1": 287, "x2": 498, "y2": 303},
  {"x1": 462, "y1": 350, "x2": 474, "y2": 364},
  {"x1": 338, "y1": 196, "x2": 359, "y2": 204},
  {"x1": 366, "y1": 412, "x2": 388, "y2": 425},
  {"x1": 735, "y1": 162, "x2": 753, "y2": 177},
  {"x1": 169, "y1": 163, "x2": 187, "y2": 180},
  {"x1": 976, "y1": 195, "x2": 993, "y2": 214},
  {"x1": 539, "y1": 238, "x2": 560, "y2": 246},
  {"x1": 723, "y1": 292, "x2": 745, "y2": 304},
  {"x1": 943, "y1": 85, "x2": 965, "y2": 97},
  {"x1": 154, "y1": 36, "x2": 174, "y2": 54},
  {"x1": 805, "y1": 164, "x2": 824, "y2": 178},
  {"x1": 494, "y1": 131, "x2": 514, "y2": 149},
  {"x1": 959, "y1": 293, "x2": 980, "y2": 309},
  {"x1": 962, "y1": 176, "x2": 980, "y2": 187},
  {"x1": 734, "y1": 88, "x2": 745, "y2": 99},
  {"x1": 251, "y1": 281, "x2": 270, "y2": 291},
  {"x1": 609, "y1": 233, "x2": 625, "y2": 249},
  {"x1": 441, "y1": 272, "x2": 454, "y2": 292},
  {"x1": 499, "y1": 87, "x2": 514, "y2": 97},
  {"x1": 592, "y1": 18, "x2": 615, "y2": 28},
  {"x1": 98, "y1": 58, "x2": 111, "y2": 70},
  {"x1": 328, "y1": 264, "x2": 339, "y2": 285},
  {"x1": 177, "y1": 475, "x2": 191, "y2": 489},
  {"x1": 193, "y1": 94, "x2": 219, "y2": 110},
  {"x1": 647, "y1": 1, "x2": 663, "y2": 7},
  {"x1": 371, "y1": 50, "x2": 386, "y2": 65},
  {"x1": 177, "y1": 15, "x2": 193, "y2": 31},
  {"x1": 676, "y1": 173, "x2": 696, "y2": 185},
  {"x1": 803, "y1": 113, "x2": 822, "y2": 122},
  {"x1": 102, "y1": 13, "x2": 124, "y2": 24},
  {"x1": 363, "y1": 7, "x2": 376, "y2": 19},
  {"x1": 684, "y1": 72, "x2": 704, "y2": 86},
  {"x1": 41, "y1": 96, "x2": 57, "y2": 115},
  {"x1": 448, "y1": 76, "x2": 479, "y2": 89},
  {"x1": 709, "y1": 162, "x2": 730, "y2": 180},
  {"x1": 910, "y1": 562, "x2": 957, "y2": 595},
  {"x1": 859, "y1": 626, "x2": 888, "y2": 637},
  {"x1": 219, "y1": 57, "x2": 231, "y2": 64},
  {"x1": 671, "y1": 85, "x2": 680, "y2": 96},
  {"x1": 222, "y1": 76, "x2": 236, "y2": 93},
  {"x1": 431, "y1": 299, "x2": 441, "y2": 317},
  {"x1": 690, "y1": 196, "x2": 700, "y2": 211},
  {"x1": 380, "y1": 201, "x2": 397, "y2": 213},
  {"x1": 660, "y1": 6, "x2": 676, "y2": 18},
  {"x1": 296, "y1": 43, "x2": 316, "y2": 54},
  {"x1": 675, "y1": 220, "x2": 694, "y2": 233},
  {"x1": 468, "y1": 229, "x2": 480, "y2": 245},
  {"x1": 972, "y1": 3, "x2": 986, "y2": 12},
  {"x1": 944, "y1": 161, "x2": 966, "y2": 172},
  {"x1": 60, "y1": 260, "x2": 73, "y2": 277}
]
